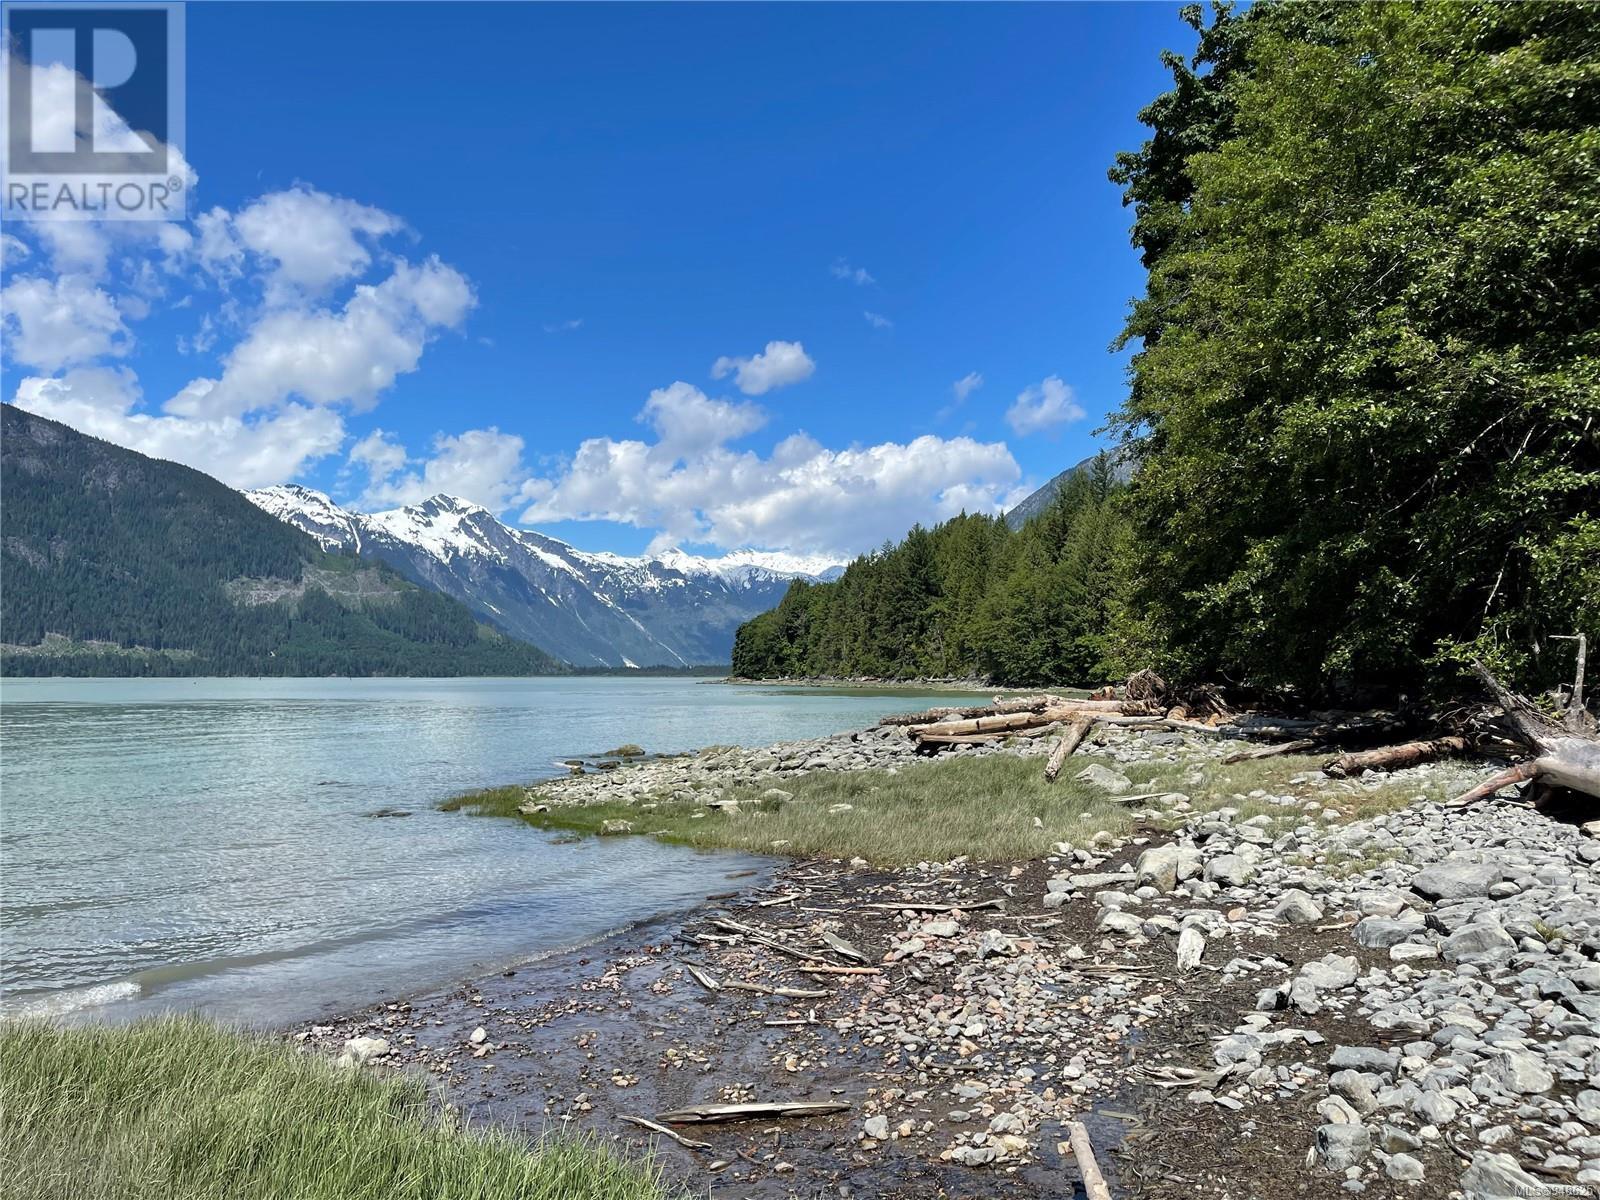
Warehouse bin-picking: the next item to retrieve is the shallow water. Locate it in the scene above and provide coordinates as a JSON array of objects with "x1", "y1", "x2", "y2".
[{"x1": 0, "y1": 676, "x2": 972, "y2": 1025}]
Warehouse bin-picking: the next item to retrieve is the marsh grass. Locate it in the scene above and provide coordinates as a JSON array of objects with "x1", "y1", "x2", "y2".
[
  {"x1": 494, "y1": 754, "x2": 1141, "y2": 866},
  {"x1": 0, "y1": 1017, "x2": 670, "y2": 1200},
  {"x1": 444, "y1": 740, "x2": 1466, "y2": 867}
]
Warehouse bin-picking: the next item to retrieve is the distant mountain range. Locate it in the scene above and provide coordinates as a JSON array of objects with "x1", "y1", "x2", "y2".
[
  {"x1": 1004, "y1": 448, "x2": 1135, "y2": 530},
  {"x1": 246, "y1": 486, "x2": 844, "y2": 668},
  {"x1": 0, "y1": 407, "x2": 561, "y2": 677}
]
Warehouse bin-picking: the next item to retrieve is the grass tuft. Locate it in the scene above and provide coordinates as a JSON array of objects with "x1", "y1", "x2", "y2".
[{"x1": 0, "y1": 1016, "x2": 671, "y2": 1200}]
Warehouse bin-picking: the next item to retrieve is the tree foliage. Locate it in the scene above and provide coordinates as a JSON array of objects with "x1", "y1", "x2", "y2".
[
  {"x1": 731, "y1": 463, "x2": 1144, "y2": 686},
  {"x1": 1111, "y1": 0, "x2": 1600, "y2": 696}
]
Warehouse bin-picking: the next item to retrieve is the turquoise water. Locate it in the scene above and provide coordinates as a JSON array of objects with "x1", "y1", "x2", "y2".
[{"x1": 0, "y1": 676, "x2": 968, "y2": 1025}]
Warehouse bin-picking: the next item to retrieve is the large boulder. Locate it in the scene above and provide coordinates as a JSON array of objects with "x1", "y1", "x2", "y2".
[
  {"x1": 1442, "y1": 924, "x2": 1516, "y2": 965},
  {"x1": 1411, "y1": 860, "x2": 1504, "y2": 901}
]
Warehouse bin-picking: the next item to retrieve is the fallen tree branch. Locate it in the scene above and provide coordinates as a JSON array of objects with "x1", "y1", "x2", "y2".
[
  {"x1": 618, "y1": 1113, "x2": 715, "y2": 1151},
  {"x1": 1067, "y1": 1120, "x2": 1113, "y2": 1200}
]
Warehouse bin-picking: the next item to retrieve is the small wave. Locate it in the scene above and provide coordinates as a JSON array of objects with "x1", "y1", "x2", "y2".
[{"x1": 6, "y1": 979, "x2": 142, "y2": 1018}]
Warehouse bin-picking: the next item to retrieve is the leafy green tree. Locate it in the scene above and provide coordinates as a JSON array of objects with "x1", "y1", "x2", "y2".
[{"x1": 1112, "y1": 0, "x2": 1600, "y2": 696}]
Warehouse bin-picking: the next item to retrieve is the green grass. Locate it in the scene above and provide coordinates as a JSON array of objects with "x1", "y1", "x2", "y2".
[
  {"x1": 466, "y1": 755, "x2": 1140, "y2": 866},
  {"x1": 0, "y1": 1017, "x2": 671, "y2": 1200},
  {"x1": 443, "y1": 742, "x2": 1466, "y2": 867}
]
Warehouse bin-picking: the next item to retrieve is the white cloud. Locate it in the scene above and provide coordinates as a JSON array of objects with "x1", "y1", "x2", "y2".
[
  {"x1": 1, "y1": 274, "x2": 133, "y2": 370},
  {"x1": 12, "y1": 367, "x2": 347, "y2": 488},
  {"x1": 1, "y1": 233, "x2": 31, "y2": 265},
  {"x1": 542, "y1": 318, "x2": 583, "y2": 333},
  {"x1": 520, "y1": 386, "x2": 1022, "y2": 558},
  {"x1": 709, "y1": 339, "x2": 815, "y2": 396},
  {"x1": 863, "y1": 311, "x2": 893, "y2": 330},
  {"x1": 167, "y1": 256, "x2": 475, "y2": 419},
  {"x1": 1005, "y1": 375, "x2": 1086, "y2": 436},
  {"x1": 348, "y1": 427, "x2": 408, "y2": 479},
  {"x1": 642, "y1": 381, "x2": 766, "y2": 455},
  {"x1": 354, "y1": 427, "x2": 530, "y2": 512},
  {"x1": 952, "y1": 371, "x2": 984, "y2": 403},
  {"x1": 830, "y1": 259, "x2": 875, "y2": 286},
  {"x1": 230, "y1": 187, "x2": 405, "y2": 301}
]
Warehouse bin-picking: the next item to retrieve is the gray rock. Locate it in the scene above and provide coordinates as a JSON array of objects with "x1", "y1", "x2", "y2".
[
  {"x1": 1461, "y1": 1152, "x2": 1545, "y2": 1199},
  {"x1": 1353, "y1": 917, "x2": 1419, "y2": 950},
  {"x1": 1412, "y1": 860, "x2": 1503, "y2": 901},
  {"x1": 1135, "y1": 845, "x2": 1182, "y2": 892},
  {"x1": 1205, "y1": 853, "x2": 1254, "y2": 887},
  {"x1": 1076, "y1": 764, "x2": 1134, "y2": 792},
  {"x1": 1386, "y1": 1153, "x2": 1424, "y2": 1182},
  {"x1": 1486, "y1": 1049, "x2": 1554, "y2": 1095},
  {"x1": 1273, "y1": 889, "x2": 1325, "y2": 924},
  {"x1": 1328, "y1": 1046, "x2": 1399, "y2": 1076},
  {"x1": 1443, "y1": 924, "x2": 1517, "y2": 964},
  {"x1": 862, "y1": 1115, "x2": 889, "y2": 1140},
  {"x1": 1315, "y1": 1123, "x2": 1370, "y2": 1170},
  {"x1": 1300, "y1": 955, "x2": 1359, "y2": 990},
  {"x1": 336, "y1": 1036, "x2": 390, "y2": 1067}
]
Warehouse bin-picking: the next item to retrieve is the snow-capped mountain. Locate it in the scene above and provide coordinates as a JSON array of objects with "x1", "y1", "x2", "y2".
[{"x1": 245, "y1": 485, "x2": 843, "y2": 667}]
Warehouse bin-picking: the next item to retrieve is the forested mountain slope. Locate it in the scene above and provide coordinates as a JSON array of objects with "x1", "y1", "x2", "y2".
[{"x1": 0, "y1": 406, "x2": 562, "y2": 677}]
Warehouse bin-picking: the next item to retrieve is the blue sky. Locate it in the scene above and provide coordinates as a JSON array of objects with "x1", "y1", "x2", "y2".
[{"x1": 2, "y1": 2, "x2": 1184, "y2": 559}]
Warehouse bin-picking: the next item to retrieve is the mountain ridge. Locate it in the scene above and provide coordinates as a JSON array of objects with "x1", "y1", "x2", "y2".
[
  {"x1": 0, "y1": 406, "x2": 562, "y2": 677},
  {"x1": 246, "y1": 485, "x2": 844, "y2": 668}
]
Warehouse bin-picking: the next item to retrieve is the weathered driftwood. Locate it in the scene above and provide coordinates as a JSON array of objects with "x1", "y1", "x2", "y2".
[
  {"x1": 1044, "y1": 717, "x2": 1095, "y2": 783},
  {"x1": 1223, "y1": 738, "x2": 1318, "y2": 765},
  {"x1": 914, "y1": 732, "x2": 1004, "y2": 747},
  {"x1": 618, "y1": 1113, "x2": 714, "y2": 1151},
  {"x1": 821, "y1": 930, "x2": 868, "y2": 963},
  {"x1": 1448, "y1": 660, "x2": 1600, "y2": 807},
  {"x1": 1067, "y1": 1120, "x2": 1113, "y2": 1200},
  {"x1": 861, "y1": 898, "x2": 1005, "y2": 913},
  {"x1": 911, "y1": 701, "x2": 1157, "y2": 740},
  {"x1": 721, "y1": 980, "x2": 829, "y2": 999},
  {"x1": 797, "y1": 964, "x2": 880, "y2": 976},
  {"x1": 1323, "y1": 736, "x2": 1469, "y2": 778},
  {"x1": 684, "y1": 963, "x2": 722, "y2": 992},
  {"x1": 878, "y1": 695, "x2": 1058, "y2": 726},
  {"x1": 658, "y1": 1100, "x2": 851, "y2": 1125}
]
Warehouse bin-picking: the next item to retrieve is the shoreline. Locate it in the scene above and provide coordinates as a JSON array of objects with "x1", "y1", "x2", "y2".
[{"x1": 300, "y1": 716, "x2": 1600, "y2": 1197}]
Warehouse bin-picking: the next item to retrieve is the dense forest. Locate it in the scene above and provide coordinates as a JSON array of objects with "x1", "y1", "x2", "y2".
[
  {"x1": 0, "y1": 406, "x2": 563, "y2": 677},
  {"x1": 732, "y1": 455, "x2": 1148, "y2": 685},
  {"x1": 736, "y1": 1, "x2": 1599, "y2": 699}
]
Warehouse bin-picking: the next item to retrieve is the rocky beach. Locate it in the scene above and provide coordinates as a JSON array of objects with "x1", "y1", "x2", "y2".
[{"x1": 301, "y1": 716, "x2": 1600, "y2": 1199}]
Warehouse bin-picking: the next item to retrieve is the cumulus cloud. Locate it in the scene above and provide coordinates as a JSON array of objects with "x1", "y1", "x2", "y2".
[
  {"x1": 229, "y1": 187, "x2": 405, "y2": 300},
  {"x1": 5, "y1": 163, "x2": 474, "y2": 490},
  {"x1": 12, "y1": 367, "x2": 347, "y2": 488},
  {"x1": 520, "y1": 386, "x2": 1022, "y2": 558},
  {"x1": 353, "y1": 427, "x2": 531, "y2": 512},
  {"x1": 1, "y1": 274, "x2": 133, "y2": 370},
  {"x1": 830, "y1": 259, "x2": 875, "y2": 286},
  {"x1": 863, "y1": 311, "x2": 893, "y2": 329},
  {"x1": 709, "y1": 340, "x2": 815, "y2": 396},
  {"x1": 1005, "y1": 375, "x2": 1086, "y2": 436},
  {"x1": 348, "y1": 427, "x2": 408, "y2": 479},
  {"x1": 169, "y1": 256, "x2": 474, "y2": 419}
]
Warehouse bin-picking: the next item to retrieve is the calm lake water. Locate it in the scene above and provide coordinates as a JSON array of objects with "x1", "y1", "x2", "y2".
[{"x1": 0, "y1": 676, "x2": 971, "y2": 1026}]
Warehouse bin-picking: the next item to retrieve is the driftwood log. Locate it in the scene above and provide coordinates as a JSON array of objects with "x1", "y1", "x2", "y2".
[
  {"x1": 1067, "y1": 1120, "x2": 1114, "y2": 1200},
  {"x1": 1449, "y1": 658, "x2": 1599, "y2": 807},
  {"x1": 1044, "y1": 717, "x2": 1095, "y2": 783},
  {"x1": 1324, "y1": 736, "x2": 1469, "y2": 778}
]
